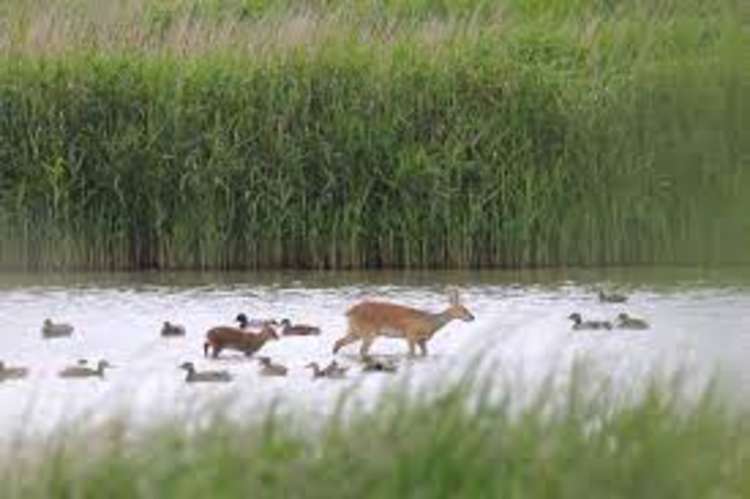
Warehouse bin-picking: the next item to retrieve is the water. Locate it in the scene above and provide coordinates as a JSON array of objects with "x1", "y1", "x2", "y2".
[{"x1": 1, "y1": 268, "x2": 749, "y2": 435}]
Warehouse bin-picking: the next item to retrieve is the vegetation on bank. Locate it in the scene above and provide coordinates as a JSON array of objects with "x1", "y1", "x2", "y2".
[
  {"x1": 1, "y1": 369, "x2": 748, "y2": 498},
  {"x1": 0, "y1": 0, "x2": 747, "y2": 270}
]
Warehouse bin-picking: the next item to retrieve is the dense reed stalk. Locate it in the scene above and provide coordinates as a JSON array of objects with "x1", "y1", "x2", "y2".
[
  {"x1": 1, "y1": 369, "x2": 748, "y2": 498},
  {"x1": 0, "y1": 0, "x2": 747, "y2": 270}
]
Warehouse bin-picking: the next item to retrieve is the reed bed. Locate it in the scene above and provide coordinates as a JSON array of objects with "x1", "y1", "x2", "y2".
[
  {"x1": 1, "y1": 368, "x2": 749, "y2": 498},
  {"x1": 0, "y1": 0, "x2": 747, "y2": 270}
]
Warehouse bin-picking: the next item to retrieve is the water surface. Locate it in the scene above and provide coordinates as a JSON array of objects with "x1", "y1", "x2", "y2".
[{"x1": 1, "y1": 268, "x2": 749, "y2": 434}]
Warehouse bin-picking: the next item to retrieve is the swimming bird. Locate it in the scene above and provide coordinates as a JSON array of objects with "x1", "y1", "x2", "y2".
[
  {"x1": 568, "y1": 313, "x2": 612, "y2": 331},
  {"x1": 598, "y1": 290, "x2": 628, "y2": 303},
  {"x1": 179, "y1": 362, "x2": 232, "y2": 383},
  {"x1": 306, "y1": 361, "x2": 348, "y2": 379},
  {"x1": 236, "y1": 313, "x2": 278, "y2": 330},
  {"x1": 257, "y1": 357, "x2": 288, "y2": 377},
  {"x1": 615, "y1": 313, "x2": 649, "y2": 330},
  {"x1": 58, "y1": 360, "x2": 112, "y2": 379},
  {"x1": 42, "y1": 319, "x2": 74, "y2": 338},
  {"x1": 306, "y1": 362, "x2": 325, "y2": 379},
  {"x1": 322, "y1": 360, "x2": 349, "y2": 378},
  {"x1": 0, "y1": 361, "x2": 29, "y2": 381},
  {"x1": 161, "y1": 321, "x2": 186, "y2": 337},
  {"x1": 362, "y1": 357, "x2": 398, "y2": 373},
  {"x1": 279, "y1": 318, "x2": 321, "y2": 336}
]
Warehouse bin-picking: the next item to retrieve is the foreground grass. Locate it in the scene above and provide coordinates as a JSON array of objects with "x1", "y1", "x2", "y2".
[
  {"x1": 0, "y1": 0, "x2": 747, "y2": 270},
  {"x1": 1, "y1": 371, "x2": 749, "y2": 498}
]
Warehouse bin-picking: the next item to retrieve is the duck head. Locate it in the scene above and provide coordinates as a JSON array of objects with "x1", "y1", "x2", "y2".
[
  {"x1": 568, "y1": 313, "x2": 582, "y2": 324},
  {"x1": 258, "y1": 357, "x2": 272, "y2": 366},
  {"x1": 179, "y1": 362, "x2": 195, "y2": 372},
  {"x1": 235, "y1": 313, "x2": 248, "y2": 327}
]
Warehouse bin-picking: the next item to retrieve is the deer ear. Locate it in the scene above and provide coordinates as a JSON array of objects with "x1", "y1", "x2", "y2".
[{"x1": 449, "y1": 288, "x2": 460, "y2": 306}]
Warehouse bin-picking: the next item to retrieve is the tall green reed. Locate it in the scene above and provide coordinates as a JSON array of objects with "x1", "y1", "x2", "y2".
[{"x1": 0, "y1": 0, "x2": 746, "y2": 270}]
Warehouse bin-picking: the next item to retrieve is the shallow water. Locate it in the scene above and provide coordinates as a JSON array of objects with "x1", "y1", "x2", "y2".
[{"x1": 1, "y1": 268, "x2": 749, "y2": 435}]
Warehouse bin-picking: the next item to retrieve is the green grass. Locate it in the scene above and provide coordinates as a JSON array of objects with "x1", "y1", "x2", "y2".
[
  {"x1": 0, "y1": 0, "x2": 747, "y2": 270},
  {"x1": 1, "y1": 368, "x2": 749, "y2": 498}
]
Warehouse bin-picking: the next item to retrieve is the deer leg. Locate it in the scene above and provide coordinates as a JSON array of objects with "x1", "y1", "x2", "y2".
[
  {"x1": 212, "y1": 346, "x2": 222, "y2": 359},
  {"x1": 359, "y1": 337, "x2": 375, "y2": 359},
  {"x1": 418, "y1": 339, "x2": 428, "y2": 357},
  {"x1": 407, "y1": 338, "x2": 417, "y2": 357},
  {"x1": 333, "y1": 333, "x2": 360, "y2": 354}
]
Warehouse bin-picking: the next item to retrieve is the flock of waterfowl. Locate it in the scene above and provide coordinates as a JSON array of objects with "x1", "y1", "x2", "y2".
[
  {"x1": 568, "y1": 290, "x2": 650, "y2": 330},
  {"x1": 0, "y1": 288, "x2": 648, "y2": 385},
  {"x1": 1, "y1": 308, "x2": 402, "y2": 384}
]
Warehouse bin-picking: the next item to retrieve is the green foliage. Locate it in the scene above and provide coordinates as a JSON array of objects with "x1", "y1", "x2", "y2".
[
  {"x1": 2, "y1": 370, "x2": 749, "y2": 498},
  {"x1": 0, "y1": 0, "x2": 747, "y2": 270}
]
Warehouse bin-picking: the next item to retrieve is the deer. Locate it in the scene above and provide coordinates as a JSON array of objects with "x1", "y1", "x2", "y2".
[
  {"x1": 332, "y1": 289, "x2": 475, "y2": 359},
  {"x1": 203, "y1": 322, "x2": 279, "y2": 358}
]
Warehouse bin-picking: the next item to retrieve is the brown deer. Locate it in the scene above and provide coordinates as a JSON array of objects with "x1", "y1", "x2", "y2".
[
  {"x1": 203, "y1": 323, "x2": 279, "y2": 358},
  {"x1": 333, "y1": 289, "x2": 474, "y2": 359}
]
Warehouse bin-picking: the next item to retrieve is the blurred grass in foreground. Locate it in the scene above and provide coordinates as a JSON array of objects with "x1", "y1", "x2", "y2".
[{"x1": 0, "y1": 365, "x2": 748, "y2": 498}]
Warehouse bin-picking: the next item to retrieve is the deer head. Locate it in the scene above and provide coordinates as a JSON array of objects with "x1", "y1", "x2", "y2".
[{"x1": 447, "y1": 289, "x2": 474, "y2": 322}]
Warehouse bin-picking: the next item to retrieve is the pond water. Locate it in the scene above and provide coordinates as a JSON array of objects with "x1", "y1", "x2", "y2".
[{"x1": 1, "y1": 267, "x2": 749, "y2": 435}]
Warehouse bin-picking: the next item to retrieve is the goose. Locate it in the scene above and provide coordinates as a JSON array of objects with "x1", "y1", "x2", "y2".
[
  {"x1": 598, "y1": 290, "x2": 628, "y2": 303},
  {"x1": 42, "y1": 319, "x2": 74, "y2": 338},
  {"x1": 615, "y1": 313, "x2": 649, "y2": 330},
  {"x1": 179, "y1": 362, "x2": 232, "y2": 383},
  {"x1": 279, "y1": 318, "x2": 321, "y2": 336},
  {"x1": 161, "y1": 321, "x2": 186, "y2": 337},
  {"x1": 568, "y1": 313, "x2": 612, "y2": 331},
  {"x1": 257, "y1": 357, "x2": 288, "y2": 377},
  {"x1": 0, "y1": 361, "x2": 29, "y2": 381},
  {"x1": 59, "y1": 360, "x2": 112, "y2": 379}
]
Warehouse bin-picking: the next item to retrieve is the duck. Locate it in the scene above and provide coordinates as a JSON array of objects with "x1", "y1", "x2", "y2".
[
  {"x1": 323, "y1": 360, "x2": 349, "y2": 378},
  {"x1": 236, "y1": 313, "x2": 278, "y2": 330},
  {"x1": 598, "y1": 290, "x2": 628, "y2": 303},
  {"x1": 568, "y1": 313, "x2": 612, "y2": 331},
  {"x1": 279, "y1": 318, "x2": 321, "y2": 336},
  {"x1": 0, "y1": 361, "x2": 29, "y2": 381},
  {"x1": 42, "y1": 319, "x2": 74, "y2": 338},
  {"x1": 615, "y1": 313, "x2": 649, "y2": 330},
  {"x1": 305, "y1": 362, "x2": 326, "y2": 379},
  {"x1": 59, "y1": 360, "x2": 112, "y2": 379},
  {"x1": 362, "y1": 357, "x2": 398, "y2": 373},
  {"x1": 257, "y1": 357, "x2": 288, "y2": 377},
  {"x1": 161, "y1": 321, "x2": 186, "y2": 337},
  {"x1": 306, "y1": 361, "x2": 348, "y2": 379},
  {"x1": 179, "y1": 362, "x2": 232, "y2": 383}
]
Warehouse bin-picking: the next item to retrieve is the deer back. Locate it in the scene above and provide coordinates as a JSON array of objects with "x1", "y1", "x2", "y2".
[{"x1": 346, "y1": 301, "x2": 435, "y2": 339}]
